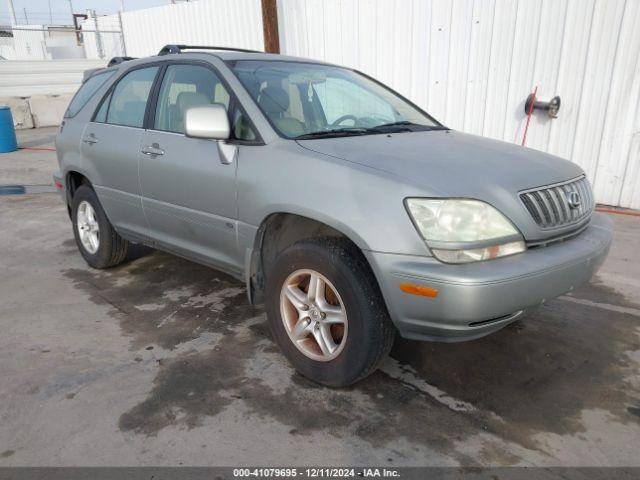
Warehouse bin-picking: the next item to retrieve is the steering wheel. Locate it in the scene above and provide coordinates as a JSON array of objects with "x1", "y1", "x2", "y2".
[{"x1": 330, "y1": 115, "x2": 359, "y2": 128}]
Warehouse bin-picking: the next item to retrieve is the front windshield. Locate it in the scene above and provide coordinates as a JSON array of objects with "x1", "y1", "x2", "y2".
[{"x1": 231, "y1": 60, "x2": 442, "y2": 139}]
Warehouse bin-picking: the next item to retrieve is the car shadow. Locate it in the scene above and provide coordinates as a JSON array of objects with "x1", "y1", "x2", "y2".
[
  {"x1": 390, "y1": 285, "x2": 640, "y2": 436},
  {"x1": 61, "y1": 247, "x2": 640, "y2": 461}
]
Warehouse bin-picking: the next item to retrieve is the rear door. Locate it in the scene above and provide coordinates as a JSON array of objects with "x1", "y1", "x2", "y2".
[
  {"x1": 80, "y1": 65, "x2": 159, "y2": 240},
  {"x1": 139, "y1": 62, "x2": 254, "y2": 276}
]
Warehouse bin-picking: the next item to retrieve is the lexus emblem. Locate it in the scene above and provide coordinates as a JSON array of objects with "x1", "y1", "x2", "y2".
[{"x1": 566, "y1": 191, "x2": 581, "y2": 209}]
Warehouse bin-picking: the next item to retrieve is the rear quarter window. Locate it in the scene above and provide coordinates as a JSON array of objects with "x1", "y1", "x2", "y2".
[{"x1": 65, "y1": 70, "x2": 115, "y2": 118}]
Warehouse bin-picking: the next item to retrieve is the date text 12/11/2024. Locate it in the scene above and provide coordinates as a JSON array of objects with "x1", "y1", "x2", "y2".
[{"x1": 232, "y1": 468, "x2": 401, "y2": 477}]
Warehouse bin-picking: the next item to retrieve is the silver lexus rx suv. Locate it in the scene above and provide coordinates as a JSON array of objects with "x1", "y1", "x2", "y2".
[{"x1": 54, "y1": 45, "x2": 613, "y2": 386}]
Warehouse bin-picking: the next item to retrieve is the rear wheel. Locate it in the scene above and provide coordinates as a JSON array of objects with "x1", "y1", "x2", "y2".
[
  {"x1": 266, "y1": 237, "x2": 395, "y2": 387},
  {"x1": 71, "y1": 184, "x2": 129, "y2": 269}
]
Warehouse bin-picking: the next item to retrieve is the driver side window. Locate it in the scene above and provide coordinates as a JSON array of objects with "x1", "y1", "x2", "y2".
[
  {"x1": 153, "y1": 63, "x2": 257, "y2": 142},
  {"x1": 314, "y1": 77, "x2": 395, "y2": 125},
  {"x1": 154, "y1": 64, "x2": 230, "y2": 134}
]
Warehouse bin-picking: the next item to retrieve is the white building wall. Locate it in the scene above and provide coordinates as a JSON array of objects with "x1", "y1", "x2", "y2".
[
  {"x1": 278, "y1": 0, "x2": 640, "y2": 209},
  {"x1": 119, "y1": 0, "x2": 264, "y2": 57},
  {"x1": 2, "y1": 25, "x2": 48, "y2": 60},
  {"x1": 81, "y1": 0, "x2": 264, "y2": 59}
]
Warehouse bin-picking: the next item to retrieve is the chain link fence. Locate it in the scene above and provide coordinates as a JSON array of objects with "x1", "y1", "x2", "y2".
[{"x1": 0, "y1": 21, "x2": 125, "y2": 61}]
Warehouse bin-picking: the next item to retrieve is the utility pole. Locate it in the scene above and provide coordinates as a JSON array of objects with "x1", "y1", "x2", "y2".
[
  {"x1": 6, "y1": 0, "x2": 17, "y2": 25},
  {"x1": 261, "y1": 0, "x2": 279, "y2": 53},
  {"x1": 119, "y1": 0, "x2": 125, "y2": 12},
  {"x1": 48, "y1": 0, "x2": 53, "y2": 24}
]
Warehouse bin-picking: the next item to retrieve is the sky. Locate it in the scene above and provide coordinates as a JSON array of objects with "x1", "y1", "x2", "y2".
[{"x1": 0, "y1": 0, "x2": 171, "y2": 25}]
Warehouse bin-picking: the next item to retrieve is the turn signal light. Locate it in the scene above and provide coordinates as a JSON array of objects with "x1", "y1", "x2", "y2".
[{"x1": 399, "y1": 282, "x2": 439, "y2": 298}]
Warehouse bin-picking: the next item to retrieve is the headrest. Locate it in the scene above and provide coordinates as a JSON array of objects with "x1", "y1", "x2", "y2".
[
  {"x1": 176, "y1": 91, "x2": 211, "y2": 112},
  {"x1": 258, "y1": 86, "x2": 289, "y2": 114}
]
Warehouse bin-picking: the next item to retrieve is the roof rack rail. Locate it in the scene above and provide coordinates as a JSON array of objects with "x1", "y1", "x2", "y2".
[
  {"x1": 157, "y1": 44, "x2": 263, "y2": 56},
  {"x1": 107, "y1": 56, "x2": 137, "y2": 67}
]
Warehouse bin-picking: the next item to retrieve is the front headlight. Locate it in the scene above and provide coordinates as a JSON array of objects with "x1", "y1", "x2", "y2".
[{"x1": 405, "y1": 198, "x2": 526, "y2": 264}]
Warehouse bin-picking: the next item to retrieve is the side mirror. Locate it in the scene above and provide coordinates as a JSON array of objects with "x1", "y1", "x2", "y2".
[{"x1": 184, "y1": 104, "x2": 230, "y2": 140}]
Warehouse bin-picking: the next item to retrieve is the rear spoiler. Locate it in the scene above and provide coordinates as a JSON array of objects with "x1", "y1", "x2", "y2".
[
  {"x1": 82, "y1": 56, "x2": 137, "y2": 83},
  {"x1": 82, "y1": 68, "x2": 104, "y2": 82}
]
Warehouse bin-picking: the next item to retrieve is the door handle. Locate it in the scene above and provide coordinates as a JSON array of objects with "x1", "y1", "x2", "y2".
[
  {"x1": 141, "y1": 143, "x2": 165, "y2": 156},
  {"x1": 82, "y1": 133, "x2": 97, "y2": 144}
]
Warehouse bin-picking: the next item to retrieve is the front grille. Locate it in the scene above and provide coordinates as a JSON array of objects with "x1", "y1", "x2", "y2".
[{"x1": 520, "y1": 176, "x2": 594, "y2": 228}]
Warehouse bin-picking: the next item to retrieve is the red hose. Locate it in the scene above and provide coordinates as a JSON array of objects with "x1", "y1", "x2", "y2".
[
  {"x1": 19, "y1": 146, "x2": 56, "y2": 152},
  {"x1": 521, "y1": 86, "x2": 538, "y2": 146}
]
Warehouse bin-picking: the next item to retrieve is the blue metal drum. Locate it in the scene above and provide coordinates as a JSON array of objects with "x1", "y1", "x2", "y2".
[{"x1": 0, "y1": 106, "x2": 18, "y2": 153}]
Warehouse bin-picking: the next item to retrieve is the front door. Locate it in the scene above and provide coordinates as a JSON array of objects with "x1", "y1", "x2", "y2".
[{"x1": 139, "y1": 63, "x2": 241, "y2": 275}]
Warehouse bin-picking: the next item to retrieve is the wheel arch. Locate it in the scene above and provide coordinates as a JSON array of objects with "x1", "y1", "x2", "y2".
[
  {"x1": 64, "y1": 170, "x2": 93, "y2": 218},
  {"x1": 247, "y1": 212, "x2": 378, "y2": 305}
]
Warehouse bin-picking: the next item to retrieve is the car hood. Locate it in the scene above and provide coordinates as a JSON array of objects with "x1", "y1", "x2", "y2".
[{"x1": 297, "y1": 130, "x2": 584, "y2": 198}]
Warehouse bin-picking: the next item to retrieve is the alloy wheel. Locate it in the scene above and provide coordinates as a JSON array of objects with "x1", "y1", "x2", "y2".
[
  {"x1": 279, "y1": 269, "x2": 348, "y2": 362},
  {"x1": 77, "y1": 200, "x2": 100, "y2": 254}
]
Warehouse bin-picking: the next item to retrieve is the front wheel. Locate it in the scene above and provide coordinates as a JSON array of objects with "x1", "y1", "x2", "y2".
[
  {"x1": 266, "y1": 238, "x2": 395, "y2": 387},
  {"x1": 71, "y1": 184, "x2": 129, "y2": 269}
]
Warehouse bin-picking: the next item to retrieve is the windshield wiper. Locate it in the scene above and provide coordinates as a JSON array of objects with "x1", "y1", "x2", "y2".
[
  {"x1": 294, "y1": 123, "x2": 450, "y2": 140},
  {"x1": 294, "y1": 128, "x2": 369, "y2": 140},
  {"x1": 369, "y1": 121, "x2": 450, "y2": 132}
]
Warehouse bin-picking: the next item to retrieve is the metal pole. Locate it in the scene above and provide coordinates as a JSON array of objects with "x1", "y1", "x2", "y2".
[
  {"x1": 22, "y1": 7, "x2": 28, "y2": 24},
  {"x1": 119, "y1": 0, "x2": 125, "y2": 11},
  {"x1": 48, "y1": 0, "x2": 53, "y2": 24},
  {"x1": 68, "y1": 0, "x2": 74, "y2": 27},
  {"x1": 90, "y1": 9, "x2": 104, "y2": 59},
  {"x1": 117, "y1": 10, "x2": 127, "y2": 56},
  {"x1": 6, "y1": 0, "x2": 17, "y2": 25}
]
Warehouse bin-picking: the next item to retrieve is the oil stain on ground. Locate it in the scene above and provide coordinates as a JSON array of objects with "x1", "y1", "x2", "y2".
[{"x1": 63, "y1": 248, "x2": 640, "y2": 463}]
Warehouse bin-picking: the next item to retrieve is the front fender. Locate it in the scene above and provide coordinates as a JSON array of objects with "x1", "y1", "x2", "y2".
[{"x1": 237, "y1": 140, "x2": 433, "y2": 257}]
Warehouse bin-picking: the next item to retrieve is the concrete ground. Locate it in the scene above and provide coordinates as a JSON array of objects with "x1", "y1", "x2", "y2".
[{"x1": 1, "y1": 128, "x2": 639, "y2": 467}]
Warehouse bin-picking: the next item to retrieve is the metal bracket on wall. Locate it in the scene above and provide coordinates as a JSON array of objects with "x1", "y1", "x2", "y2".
[{"x1": 524, "y1": 94, "x2": 562, "y2": 118}]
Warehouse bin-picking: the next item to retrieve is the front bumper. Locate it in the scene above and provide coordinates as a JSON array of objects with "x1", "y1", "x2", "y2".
[{"x1": 366, "y1": 212, "x2": 613, "y2": 342}]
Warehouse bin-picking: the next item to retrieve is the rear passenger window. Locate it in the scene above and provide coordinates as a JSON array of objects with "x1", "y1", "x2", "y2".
[
  {"x1": 105, "y1": 67, "x2": 158, "y2": 128},
  {"x1": 64, "y1": 70, "x2": 114, "y2": 118},
  {"x1": 154, "y1": 64, "x2": 230, "y2": 134}
]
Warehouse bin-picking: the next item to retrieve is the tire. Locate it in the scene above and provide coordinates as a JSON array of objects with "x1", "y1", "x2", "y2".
[
  {"x1": 71, "y1": 184, "x2": 129, "y2": 269},
  {"x1": 265, "y1": 237, "x2": 396, "y2": 387}
]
